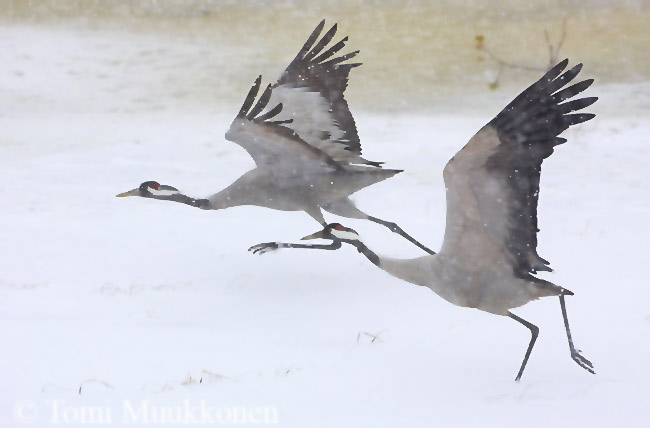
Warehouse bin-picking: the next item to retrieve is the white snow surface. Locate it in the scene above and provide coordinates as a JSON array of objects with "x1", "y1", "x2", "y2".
[{"x1": 2, "y1": 22, "x2": 650, "y2": 428}]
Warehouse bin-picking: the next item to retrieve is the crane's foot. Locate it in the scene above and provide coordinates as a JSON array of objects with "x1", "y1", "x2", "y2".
[
  {"x1": 248, "y1": 242, "x2": 279, "y2": 255},
  {"x1": 571, "y1": 349, "x2": 595, "y2": 374}
]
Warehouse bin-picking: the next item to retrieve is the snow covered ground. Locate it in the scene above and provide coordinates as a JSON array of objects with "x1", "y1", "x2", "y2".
[{"x1": 1, "y1": 17, "x2": 650, "y2": 428}]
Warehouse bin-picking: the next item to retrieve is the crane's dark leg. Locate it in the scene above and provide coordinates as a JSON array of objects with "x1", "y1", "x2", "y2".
[
  {"x1": 249, "y1": 240, "x2": 341, "y2": 255},
  {"x1": 305, "y1": 206, "x2": 327, "y2": 227},
  {"x1": 366, "y1": 216, "x2": 435, "y2": 255},
  {"x1": 508, "y1": 312, "x2": 539, "y2": 381},
  {"x1": 559, "y1": 292, "x2": 595, "y2": 374},
  {"x1": 321, "y1": 198, "x2": 434, "y2": 255}
]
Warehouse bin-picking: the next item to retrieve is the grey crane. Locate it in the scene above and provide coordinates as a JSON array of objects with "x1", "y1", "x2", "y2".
[
  {"x1": 250, "y1": 59, "x2": 597, "y2": 381},
  {"x1": 116, "y1": 21, "x2": 433, "y2": 254}
]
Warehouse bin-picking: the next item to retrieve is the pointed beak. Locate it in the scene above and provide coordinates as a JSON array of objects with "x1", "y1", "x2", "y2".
[
  {"x1": 116, "y1": 188, "x2": 139, "y2": 198},
  {"x1": 301, "y1": 230, "x2": 327, "y2": 240}
]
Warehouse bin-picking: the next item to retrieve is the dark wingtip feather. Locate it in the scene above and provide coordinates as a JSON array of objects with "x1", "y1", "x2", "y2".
[
  {"x1": 546, "y1": 63, "x2": 585, "y2": 93},
  {"x1": 565, "y1": 113, "x2": 596, "y2": 126},
  {"x1": 579, "y1": 96, "x2": 599, "y2": 108},
  {"x1": 553, "y1": 79, "x2": 595, "y2": 102},
  {"x1": 246, "y1": 83, "x2": 273, "y2": 120},
  {"x1": 255, "y1": 102, "x2": 284, "y2": 122},
  {"x1": 553, "y1": 137, "x2": 567, "y2": 146},
  {"x1": 298, "y1": 20, "x2": 326, "y2": 57},
  {"x1": 237, "y1": 76, "x2": 263, "y2": 118},
  {"x1": 544, "y1": 58, "x2": 570, "y2": 81},
  {"x1": 312, "y1": 36, "x2": 349, "y2": 64},
  {"x1": 322, "y1": 50, "x2": 360, "y2": 67},
  {"x1": 561, "y1": 63, "x2": 583, "y2": 79},
  {"x1": 304, "y1": 23, "x2": 338, "y2": 61},
  {"x1": 556, "y1": 58, "x2": 570, "y2": 70},
  {"x1": 315, "y1": 19, "x2": 326, "y2": 35},
  {"x1": 558, "y1": 96, "x2": 599, "y2": 114}
]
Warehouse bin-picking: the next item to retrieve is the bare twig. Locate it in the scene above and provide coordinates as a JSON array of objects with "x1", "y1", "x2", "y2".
[
  {"x1": 200, "y1": 369, "x2": 238, "y2": 383},
  {"x1": 476, "y1": 18, "x2": 568, "y2": 89},
  {"x1": 78, "y1": 378, "x2": 113, "y2": 395},
  {"x1": 356, "y1": 329, "x2": 388, "y2": 344}
]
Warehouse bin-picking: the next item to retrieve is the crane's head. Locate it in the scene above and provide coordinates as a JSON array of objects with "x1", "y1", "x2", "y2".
[
  {"x1": 301, "y1": 223, "x2": 361, "y2": 242},
  {"x1": 116, "y1": 181, "x2": 180, "y2": 199}
]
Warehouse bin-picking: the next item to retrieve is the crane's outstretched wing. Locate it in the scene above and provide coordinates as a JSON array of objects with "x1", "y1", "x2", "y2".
[
  {"x1": 442, "y1": 59, "x2": 597, "y2": 278},
  {"x1": 226, "y1": 20, "x2": 381, "y2": 168},
  {"x1": 225, "y1": 76, "x2": 340, "y2": 175}
]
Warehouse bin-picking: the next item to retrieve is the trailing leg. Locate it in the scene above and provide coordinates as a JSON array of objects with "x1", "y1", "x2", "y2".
[
  {"x1": 508, "y1": 312, "x2": 539, "y2": 381},
  {"x1": 322, "y1": 198, "x2": 435, "y2": 255},
  {"x1": 559, "y1": 292, "x2": 595, "y2": 374},
  {"x1": 366, "y1": 215, "x2": 435, "y2": 255}
]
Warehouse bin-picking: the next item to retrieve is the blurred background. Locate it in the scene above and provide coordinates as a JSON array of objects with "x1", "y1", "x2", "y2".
[{"x1": 2, "y1": 0, "x2": 648, "y2": 114}]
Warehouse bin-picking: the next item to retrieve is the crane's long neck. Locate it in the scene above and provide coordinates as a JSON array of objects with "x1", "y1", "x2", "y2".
[
  {"x1": 147, "y1": 183, "x2": 254, "y2": 211},
  {"x1": 347, "y1": 240, "x2": 436, "y2": 288},
  {"x1": 349, "y1": 240, "x2": 381, "y2": 267},
  {"x1": 198, "y1": 169, "x2": 272, "y2": 210},
  {"x1": 162, "y1": 193, "x2": 211, "y2": 209},
  {"x1": 205, "y1": 186, "x2": 256, "y2": 210}
]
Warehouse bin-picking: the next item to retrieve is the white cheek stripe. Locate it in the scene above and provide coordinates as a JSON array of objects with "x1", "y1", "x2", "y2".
[
  {"x1": 149, "y1": 188, "x2": 180, "y2": 197},
  {"x1": 332, "y1": 230, "x2": 362, "y2": 242}
]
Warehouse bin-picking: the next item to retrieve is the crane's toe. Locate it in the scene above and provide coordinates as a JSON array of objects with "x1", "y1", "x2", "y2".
[
  {"x1": 571, "y1": 350, "x2": 595, "y2": 374},
  {"x1": 248, "y1": 242, "x2": 279, "y2": 255}
]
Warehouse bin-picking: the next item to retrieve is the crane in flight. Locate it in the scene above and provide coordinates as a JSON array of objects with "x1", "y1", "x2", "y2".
[
  {"x1": 250, "y1": 59, "x2": 597, "y2": 381},
  {"x1": 117, "y1": 21, "x2": 433, "y2": 254}
]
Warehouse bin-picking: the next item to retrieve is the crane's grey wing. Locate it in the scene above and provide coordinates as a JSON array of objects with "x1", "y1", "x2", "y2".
[
  {"x1": 225, "y1": 76, "x2": 340, "y2": 176},
  {"x1": 267, "y1": 20, "x2": 381, "y2": 167},
  {"x1": 442, "y1": 59, "x2": 596, "y2": 277}
]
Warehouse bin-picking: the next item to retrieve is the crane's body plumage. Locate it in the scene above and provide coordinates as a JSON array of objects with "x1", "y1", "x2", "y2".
[
  {"x1": 216, "y1": 21, "x2": 408, "y2": 221},
  {"x1": 117, "y1": 21, "x2": 434, "y2": 254},
  {"x1": 269, "y1": 58, "x2": 597, "y2": 379},
  {"x1": 375, "y1": 60, "x2": 597, "y2": 316},
  {"x1": 206, "y1": 166, "x2": 399, "y2": 214},
  {"x1": 378, "y1": 254, "x2": 559, "y2": 317}
]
